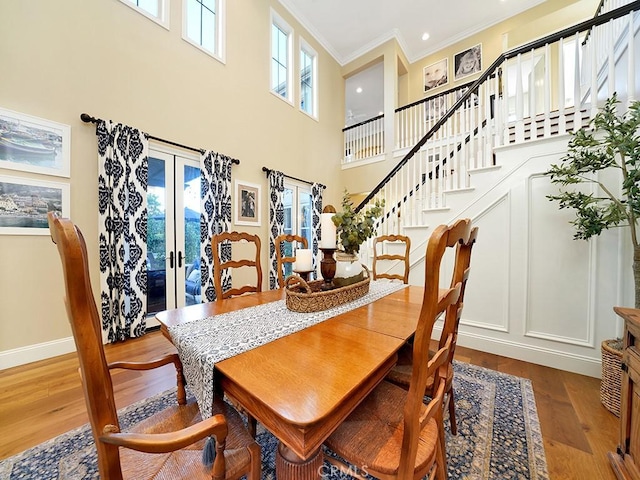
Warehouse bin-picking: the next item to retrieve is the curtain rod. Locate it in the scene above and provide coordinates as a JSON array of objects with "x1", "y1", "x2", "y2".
[
  {"x1": 80, "y1": 113, "x2": 240, "y2": 165},
  {"x1": 262, "y1": 167, "x2": 326, "y2": 189}
]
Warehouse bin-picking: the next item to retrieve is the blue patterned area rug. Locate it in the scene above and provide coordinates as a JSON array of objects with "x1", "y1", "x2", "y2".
[{"x1": 0, "y1": 361, "x2": 548, "y2": 479}]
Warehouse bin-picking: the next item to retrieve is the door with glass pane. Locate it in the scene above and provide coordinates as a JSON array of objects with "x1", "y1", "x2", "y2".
[
  {"x1": 282, "y1": 181, "x2": 312, "y2": 279},
  {"x1": 147, "y1": 150, "x2": 201, "y2": 318}
]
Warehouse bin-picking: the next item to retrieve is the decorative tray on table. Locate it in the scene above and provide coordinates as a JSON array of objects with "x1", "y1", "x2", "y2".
[{"x1": 284, "y1": 265, "x2": 370, "y2": 313}]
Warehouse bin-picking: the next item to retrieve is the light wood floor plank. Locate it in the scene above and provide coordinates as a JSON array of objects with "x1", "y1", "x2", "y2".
[{"x1": 0, "y1": 331, "x2": 620, "y2": 480}]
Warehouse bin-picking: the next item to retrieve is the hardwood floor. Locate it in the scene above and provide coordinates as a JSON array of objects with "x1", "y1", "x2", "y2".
[{"x1": 0, "y1": 329, "x2": 618, "y2": 479}]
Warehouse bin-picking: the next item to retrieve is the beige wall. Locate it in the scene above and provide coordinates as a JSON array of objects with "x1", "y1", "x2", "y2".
[
  {"x1": 0, "y1": 0, "x2": 345, "y2": 357},
  {"x1": 0, "y1": 0, "x2": 603, "y2": 363}
]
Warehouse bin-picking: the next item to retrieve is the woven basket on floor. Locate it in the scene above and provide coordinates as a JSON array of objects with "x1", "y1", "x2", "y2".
[
  {"x1": 285, "y1": 266, "x2": 370, "y2": 313},
  {"x1": 600, "y1": 339, "x2": 623, "y2": 417}
]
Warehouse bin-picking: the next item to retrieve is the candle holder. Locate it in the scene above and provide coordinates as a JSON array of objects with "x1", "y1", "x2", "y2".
[
  {"x1": 319, "y1": 247, "x2": 337, "y2": 291},
  {"x1": 292, "y1": 268, "x2": 313, "y2": 282}
]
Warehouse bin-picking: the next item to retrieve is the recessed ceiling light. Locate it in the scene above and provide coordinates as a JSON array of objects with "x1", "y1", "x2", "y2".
[
  {"x1": 356, "y1": 87, "x2": 363, "y2": 93},
  {"x1": 421, "y1": 32, "x2": 430, "y2": 41}
]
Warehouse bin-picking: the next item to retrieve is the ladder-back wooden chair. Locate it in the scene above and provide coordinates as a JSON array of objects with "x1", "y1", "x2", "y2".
[
  {"x1": 274, "y1": 233, "x2": 308, "y2": 287},
  {"x1": 387, "y1": 219, "x2": 478, "y2": 436},
  {"x1": 323, "y1": 222, "x2": 465, "y2": 480},
  {"x1": 48, "y1": 212, "x2": 261, "y2": 480},
  {"x1": 372, "y1": 234, "x2": 411, "y2": 284},
  {"x1": 212, "y1": 231, "x2": 262, "y2": 301}
]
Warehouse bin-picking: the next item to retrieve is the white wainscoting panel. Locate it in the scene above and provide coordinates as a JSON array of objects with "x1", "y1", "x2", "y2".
[
  {"x1": 462, "y1": 193, "x2": 511, "y2": 332},
  {"x1": 525, "y1": 173, "x2": 595, "y2": 347}
]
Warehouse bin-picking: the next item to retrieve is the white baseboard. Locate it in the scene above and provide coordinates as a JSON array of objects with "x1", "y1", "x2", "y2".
[
  {"x1": 432, "y1": 325, "x2": 602, "y2": 378},
  {"x1": 0, "y1": 337, "x2": 76, "y2": 370}
]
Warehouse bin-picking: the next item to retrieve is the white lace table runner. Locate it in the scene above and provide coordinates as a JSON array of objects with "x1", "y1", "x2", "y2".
[{"x1": 168, "y1": 281, "x2": 407, "y2": 417}]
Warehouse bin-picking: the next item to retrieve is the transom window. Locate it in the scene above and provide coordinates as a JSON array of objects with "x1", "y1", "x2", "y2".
[
  {"x1": 118, "y1": 0, "x2": 169, "y2": 28},
  {"x1": 300, "y1": 38, "x2": 318, "y2": 118},
  {"x1": 184, "y1": 0, "x2": 226, "y2": 62},
  {"x1": 271, "y1": 10, "x2": 293, "y2": 103}
]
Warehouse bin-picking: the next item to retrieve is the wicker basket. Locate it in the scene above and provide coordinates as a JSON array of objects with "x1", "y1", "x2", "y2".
[
  {"x1": 600, "y1": 339, "x2": 623, "y2": 417},
  {"x1": 285, "y1": 266, "x2": 370, "y2": 313}
]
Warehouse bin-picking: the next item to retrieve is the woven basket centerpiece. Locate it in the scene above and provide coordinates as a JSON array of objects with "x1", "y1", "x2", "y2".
[{"x1": 285, "y1": 265, "x2": 370, "y2": 313}]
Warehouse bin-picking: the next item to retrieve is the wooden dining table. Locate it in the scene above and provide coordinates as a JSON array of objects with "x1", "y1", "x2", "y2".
[{"x1": 156, "y1": 284, "x2": 426, "y2": 480}]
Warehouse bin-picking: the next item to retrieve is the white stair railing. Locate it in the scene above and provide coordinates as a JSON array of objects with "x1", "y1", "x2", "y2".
[
  {"x1": 353, "y1": 2, "x2": 639, "y2": 241},
  {"x1": 342, "y1": 115, "x2": 384, "y2": 163}
]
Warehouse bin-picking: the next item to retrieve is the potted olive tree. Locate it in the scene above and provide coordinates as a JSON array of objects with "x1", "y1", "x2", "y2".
[{"x1": 546, "y1": 94, "x2": 639, "y2": 415}]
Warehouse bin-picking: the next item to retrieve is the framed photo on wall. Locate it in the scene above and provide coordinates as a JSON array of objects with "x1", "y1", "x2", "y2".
[
  {"x1": 0, "y1": 107, "x2": 71, "y2": 178},
  {"x1": 0, "y1": 174, "x2": 70, "y2": 235},
  {"x1": 454, "y1": 44, "x2": 482, "y2": 80},
  {"x1": 423, "y1": 58, "x2": 448, "y2": 93},
  {"x1": 235, "y1": 180, "x2": 261, "y2": 226}
]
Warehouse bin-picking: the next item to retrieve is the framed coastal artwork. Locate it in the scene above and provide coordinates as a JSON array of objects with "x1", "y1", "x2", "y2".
[
  {"x1": 423, "y1": 58, "x2": 449, "y2": 93},
  {"x1": 454, "y1": 44, "x2": 482, "y2": 80},
  {"x1": 0, "y1": 175, "x2": 70, "y2": 235},
  {"x1": 0, "y1": 107, "x2": 71, "y2": 178},
  {"x1": 235, "y1": 180, "x2": 261, "y2": 226}
]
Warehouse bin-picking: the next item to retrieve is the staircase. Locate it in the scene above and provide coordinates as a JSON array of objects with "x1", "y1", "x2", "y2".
[{"x1": 348, "y1": 1, "x2": 640, "y2": 377}]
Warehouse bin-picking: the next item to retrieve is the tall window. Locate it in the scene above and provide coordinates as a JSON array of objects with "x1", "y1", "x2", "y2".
[
  {"x1": 118, "y1": 0, "x2": 169, "y2": 28},
  {"x1": 300, "y1": 38, "x2": 318, "y2": 118},
  {"x1": 184, "y1": 0, "x2": 225, "y2": 62},
  {"x1": 271, "y1": 11, "x2": 293, "y2": 103}
]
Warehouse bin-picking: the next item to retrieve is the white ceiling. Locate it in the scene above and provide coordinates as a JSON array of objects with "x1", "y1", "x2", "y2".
[
  {"x1": 278, "y1": 0, "x2": 548, "y2": 125},
  {"x1": 278, "y1": 0, "x2": 547, "y2": 65}
]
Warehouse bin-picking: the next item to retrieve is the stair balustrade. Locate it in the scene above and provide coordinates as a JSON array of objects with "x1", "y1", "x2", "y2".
[{"x1": 347, "y1": 1, "x2": 639, "y2": 248}]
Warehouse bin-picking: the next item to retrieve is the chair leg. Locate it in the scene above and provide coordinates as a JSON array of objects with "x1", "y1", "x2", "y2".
[
  {"x1": 248, "y1": 414, "x2": 257, "y2": 438},
  {"x1": 435, "y1": 435, "x2": 448, "y2": 480},
  {"x1": 448, "y1": 387, "x2": 457, "y2": 435},
  {"x1": 248, "y1": 442, "x2": 262, "y2": 480}
]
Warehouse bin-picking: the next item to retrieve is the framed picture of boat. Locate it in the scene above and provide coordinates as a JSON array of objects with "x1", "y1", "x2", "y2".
[
  {"x1": 0, "y1": 107, "x2": 71, "y2": 178},
  {"x1": 0, "y1": 175, "x2": 70, "y2": 235}
]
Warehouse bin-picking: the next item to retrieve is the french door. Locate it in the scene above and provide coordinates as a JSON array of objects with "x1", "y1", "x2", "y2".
[
  {"x1": 282, "y1": 180, "x2": 313, "y2": 278},
  {"x1": 146, "y1": 149, "x2": 201, "y2": 318}
]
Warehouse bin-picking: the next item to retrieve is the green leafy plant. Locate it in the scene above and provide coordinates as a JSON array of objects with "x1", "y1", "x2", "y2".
[
  {"x1": 546, "y1": 94, "x2": 640, "y2": 308},
  {"x1": 332, "y1": 191, "x2": 384, "y2": 255}
]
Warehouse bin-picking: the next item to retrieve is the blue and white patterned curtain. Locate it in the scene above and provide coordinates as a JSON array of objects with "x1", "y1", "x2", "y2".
[
  {"x1": 311, "y1": 182, "x2": 323, "y2": 280},
  {"x1": 200, "y1": 151, "x2": 233, "y2": 302},
  {"x1": 97, "y1": 120, "x2": 149, "y2": 342},
  {"x1": 268, "y1": 170, "x2": 285, "y2": 290}
]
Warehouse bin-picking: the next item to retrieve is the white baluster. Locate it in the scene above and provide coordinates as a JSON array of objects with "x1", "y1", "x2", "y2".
[
  {"x1": 558, "y1": 37, "x2": 567, "y2": 134},
  {"x1": 543, "y1": 43, "x2": 552, "y2": 138},
  {"x1": 628, "y1": 12, "x2": 636, "y2": 105},
  {"x1": 515, "y1": 53, "x2": 525, "y2": 142},
  {"x1": 608, "y1": 19, "x2": 615, "y2": 99}
]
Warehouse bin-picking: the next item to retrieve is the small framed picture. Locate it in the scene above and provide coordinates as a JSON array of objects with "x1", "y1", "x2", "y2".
[
  {"x1": 0, "y1": 107, "x2": 71, "y2": 178},
  {"x1": 0, "y1": 174, "x2": 70, "y2": 235},
  {"x1": 235, "y1": 180, "x2": 261, "y2": 226},
  {"x1": 423, "y1": 58, "x2": 449, "y2": 93},
  {"x1": 454, "y1": 44, "x2": 482, "y2": 81}
]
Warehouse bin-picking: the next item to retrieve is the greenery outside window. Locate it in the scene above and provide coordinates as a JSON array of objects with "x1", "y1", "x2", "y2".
[
  {"x1": 271, "y1": 10, "x2": 293, "y2": 103},
  {"x1": 118, "y1": 0, "x2": 169, "y2": 29},
  {"x1": 300, "y1": 38, "x2": 318, "y2": 118},
  {"x1": 183, "y1": 0, "x2": 226, "y2": 63}
]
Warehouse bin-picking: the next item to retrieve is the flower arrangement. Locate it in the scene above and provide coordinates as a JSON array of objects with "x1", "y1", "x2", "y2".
[{"x1": 331, "y1": 191, "x2": 384, "y2": 255}]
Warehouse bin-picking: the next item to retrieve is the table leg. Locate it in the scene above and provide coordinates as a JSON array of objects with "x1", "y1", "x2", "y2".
[{"x1": 276, "y1": 442, "x2": 323, "y2": 480}]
